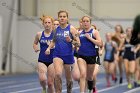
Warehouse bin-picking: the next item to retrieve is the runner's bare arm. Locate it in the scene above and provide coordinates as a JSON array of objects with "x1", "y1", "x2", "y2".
[
  {"x1": 33, "y1": 32, "x2": 41, "y2": 52},
  {"x1": 70, "y1": 26, "x2": 81, "y2": 47}
]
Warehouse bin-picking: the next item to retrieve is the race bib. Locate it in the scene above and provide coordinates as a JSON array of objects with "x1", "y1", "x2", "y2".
[{"x1": 64, "y1": 31, "x2": 69, "y2": 37}]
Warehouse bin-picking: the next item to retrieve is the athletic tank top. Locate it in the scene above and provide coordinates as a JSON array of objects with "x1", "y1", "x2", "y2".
[
  {"x1": 78, "y1": 29, "x2": 96, "y2": 56},
  {"x1": 38, "y1": 31, "x2": 54, "y2": 63},
  {"x1": 124, "y1": 39, "x2": 134, "y2": 51},
  {"x1": 53, "y1": 24, "x2": 73, "y2": 56},
  {"x1": 104, "y1": 41, "x2": 115, "y2": 60}
]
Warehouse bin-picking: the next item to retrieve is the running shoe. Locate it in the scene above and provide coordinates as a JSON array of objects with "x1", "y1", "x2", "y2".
[
  {"x1": 112, "y1": 74, "x2": 117, "y2": 83},
  {"x1": 106, "y1": 81, "x2": 111, "y2": 87},
  {"x1": 93, "y1": 87, "x2": 97, "y2": 93},
  {"x1": 112, "y1": 74, "x2": 115, "y2": 81},
  {"x1": 127, "y1": 83, "x2": 132, "y2": 89},
  {"x1": 88, "y1": 89, "x2": 92, "y2": 93},
  {"x1": 42, "y1": 89, "x2": 47, "y2": 93},
  {"x1": 137, "y1": 80, "x2": 140, "y2": 85}
]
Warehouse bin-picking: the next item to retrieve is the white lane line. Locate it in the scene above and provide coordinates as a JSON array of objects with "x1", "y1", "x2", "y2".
[
  {"x1": 10, "y1": 86, "x2": 79, "y2": 93},
  {"x1": 123, "y1": 87, "x2": 140, "y2": 93},
  {"x1": 0, "y1": 82, "x2": 38, "y2": 90},
  {"x1": 62, "y1": 87, "x2": 79, "y2": 92},
  {"x1": 98, "y1": 82, "x2": 127, "y2": 93},
  {"x1": 9, "y1": 79, "x2": 104, "y2": 93},
  {"x1": 9, "y1": 82, "x2": 66, "y2": 93},
  {"x1": 10, "y1": 87, "x2": 42, "y2": 93},
  {"x1": 0, "y1": 81, "x2": 16, "y2": 85},
  {"x1": 0, "y1": 80, "x2": 37, "y2": 86}
]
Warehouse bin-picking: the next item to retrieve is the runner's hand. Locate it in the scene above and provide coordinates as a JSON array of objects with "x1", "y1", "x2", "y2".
[{"x1": 45, "y1": 48, "x2": 50, "y2": 55}]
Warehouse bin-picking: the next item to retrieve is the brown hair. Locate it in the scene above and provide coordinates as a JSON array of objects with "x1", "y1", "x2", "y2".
[
  {"x1": 92, "y1": 24, "x2": 97, "y2": 30},
  {"x1": 58, "y1": 10, "x2": 68, "y2": 18},
  {"x1": 115, "y1": 24, "x2": 124, "y2": 33},
  {"x1": 81, "y1": 16, "x2": 91, "y2": 23},
  {"x1": 54, "y1": 19, "x2": 59, "y2": 22}
]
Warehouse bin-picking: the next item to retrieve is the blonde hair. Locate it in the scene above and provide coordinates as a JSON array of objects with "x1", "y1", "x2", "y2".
[{"x1": 40, "y1": 15, "x2": 54, "y2": 23}]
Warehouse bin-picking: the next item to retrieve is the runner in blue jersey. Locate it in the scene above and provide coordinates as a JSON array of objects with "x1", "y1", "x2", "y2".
[
  {"x1": 46, "y1": 10, "x2": 80, "y2": 93},
  {"x1": 77, "y1": 16, "x2": 102, "y2": 93},
  {"x1": 33, "y1": 16, "x2": 55, "y2": 93},
  {"x1": 53, "y1": 18, "x2": 80, "y2": 91},
  {"x1": 90, "y1": 25, "x2": 104, "y2": 93},
  {"x1": 53, "y1": 19, "x2": 59, "y2": 30},
  {"x1": 103, "y1": 32, "x2": 117, "y2": 87}
]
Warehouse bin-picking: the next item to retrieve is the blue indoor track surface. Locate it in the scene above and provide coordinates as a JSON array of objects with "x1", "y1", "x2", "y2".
[{"x1": 0, "y1": 73, "x2": 140, "y2": 93}]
